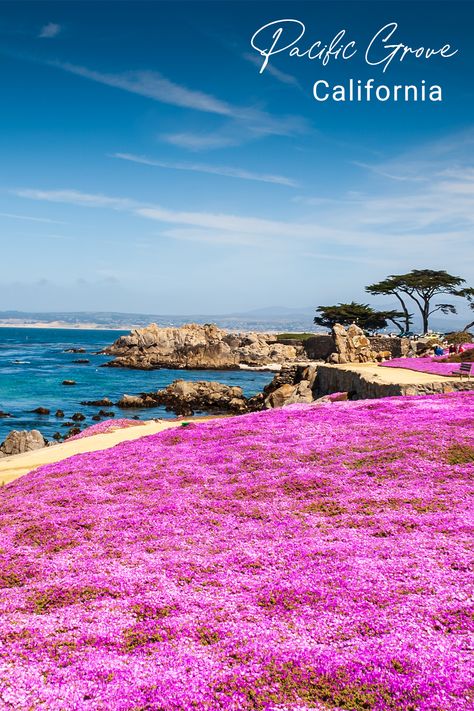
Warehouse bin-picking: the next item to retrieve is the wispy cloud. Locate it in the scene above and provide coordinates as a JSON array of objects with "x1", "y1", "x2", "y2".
[
  {"x1": 39, "y1": 23, "x2": 61, "y2": 39},
  {"x1": 50, "y1": 62, "x2": 232, "y2": 115},
  {"x1": 13, "y1": 188, "x2": 138, "y2": 210},
  {"x1": 243, "y1": 52, "x2": 301, "y2": 89},
  {"x1": 0, "y1": 211, "x2": 66, "y2": 224},
  {"x1": 46, "y1": 60, "x2": 307, "y2": 140},
  {"x1": 161, "y1": 227, "x2": 264, "y2": 247},
  {"x1": 11, "y1": 186, "x2": 342, "y2": 243},
  {"x1": 159, "y1": 131, "x2": 241, "y2": 151},
  {"x1": 352, "y1": 161, "x2": 427, "y2": 183},
  {"x1": 13, "y1": 132, "x2": 474, "y2": 263},
  {"x1": 111, "y1": 152, "x2": 298, "y2": 187}
]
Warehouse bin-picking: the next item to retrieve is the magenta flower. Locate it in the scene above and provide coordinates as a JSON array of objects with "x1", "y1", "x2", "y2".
[{"x1": 0, "y1": 393, "x2": 472, "y2": 709}]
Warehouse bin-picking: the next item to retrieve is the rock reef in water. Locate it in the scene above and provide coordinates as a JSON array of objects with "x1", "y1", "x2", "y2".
[
  {"x1": 102, "y1": 323, "x2": 303, "y2": 370},
  {"x1": 118, "y1": 380, "x2": 251, "y2": 417}
]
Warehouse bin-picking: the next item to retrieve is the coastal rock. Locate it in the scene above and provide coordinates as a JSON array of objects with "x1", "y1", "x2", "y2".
[
  {"x1": 263, "y1": 365, "x2": 318, "y2": 409},
  {"x1": 330, "y1": 324, "x2": 377, "y2": 364},
  {"x1": 71, "y1": 413, "x2": 86, "y2": 422},
  {"x1": 117, "y1": 394, "x2": 156, "y2": 409},
  {"x1": 32, "y1": 407, "x2": 50, "y2": 415},
  {"x1": 0, "y1": 411, "x2": 13, "y2": 418},
  {"x1": 117, "y1": 380, "x2": 250, "y2": 417},
  {"x1": 64, "y1": 348, "x2": 86, "y2": 353},
  {"x1": 65, "y1": 427, "x2": 81, "y2": 438},
  {"x1": 62, "y1": 380, "x2": 76, "y2": 386},
  {"x1": 55, "y1": 410, "x2": 65, "y2": 418},
  {"x1": 103, "y1": 323, "x2": 303, "y2": 370},
  {"x1": 72, "y1": 359, "x2": 90, "y2": 364},
  {"x1": 0, "y1": 429, "x2": 46, "y2": 457},
  {"x1": 80, "y1": 398, "x2": 113, "y2": 407},
  {"x1": 155, "y1": 380, "x2": 249, "y2": 416}
]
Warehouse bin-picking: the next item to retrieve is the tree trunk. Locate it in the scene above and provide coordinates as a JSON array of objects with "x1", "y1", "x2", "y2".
[
  {"x1": 422, "y1": 302, "x2": 430, "y2": 333},
  {"x1": 463, "y1": 320, "x2": 474, "y2": 332},
  {"x1": 393, "y1": 292, "x2": 411, "y2": 331}
]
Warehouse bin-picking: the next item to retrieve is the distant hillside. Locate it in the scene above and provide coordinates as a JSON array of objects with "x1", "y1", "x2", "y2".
[{"x1": 0, "y1": 309, "x2": 471, "y2": 333}]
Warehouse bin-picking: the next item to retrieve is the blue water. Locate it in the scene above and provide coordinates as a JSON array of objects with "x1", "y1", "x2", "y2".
[{"x1": 0, "y1": 328, "x2": 273, "y2": 441}]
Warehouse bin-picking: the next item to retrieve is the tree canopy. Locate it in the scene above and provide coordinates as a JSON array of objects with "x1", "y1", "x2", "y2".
[
  {"x1": 366, "y1": 269, "x2": 466, "y2": 333},
  {"x1": 314, "y1": 302, "x2": 405, "y2": 332},
  {"x1": 458, "y1": 288, "x2": 474, "y2": 332}
]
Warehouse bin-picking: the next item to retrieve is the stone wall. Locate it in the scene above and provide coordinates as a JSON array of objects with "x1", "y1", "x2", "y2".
[
  {"x1": 369, "y1": 336, "x2": 410, "y2": 358},
  {"x1": 303, "y1": 335, "x2": 335, "y2": 361},
  {"x1": 314, "y1": 364, "x2": 473, "y2": 400}
]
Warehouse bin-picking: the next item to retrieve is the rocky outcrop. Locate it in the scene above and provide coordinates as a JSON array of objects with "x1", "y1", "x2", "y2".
[
  {"x1": 103, "y1": 323, "x2": 303, "y2": 370},
  {"x1": 80, "y1": 398, "x2": 113, "y2": 407},
  {"x1": 0, "y1": 429, "x2": 46, "y2": 457},
  {"x1": 32, "y1": 407, "x2": 50, "y2": 415},
  {"x1": 262, "y1": 364, "x2": 318, "y2": 409},
  {"x1": 118, "y1": 380, "x2": 249, "y2": 417},
  {"x1": 329, "y1": 324, "x2": 377, "y2": 364}
]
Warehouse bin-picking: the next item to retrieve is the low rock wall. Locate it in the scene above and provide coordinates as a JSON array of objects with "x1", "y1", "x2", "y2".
[{"x1": 314, "y1": 365, "x2": 473, "y2": 399}]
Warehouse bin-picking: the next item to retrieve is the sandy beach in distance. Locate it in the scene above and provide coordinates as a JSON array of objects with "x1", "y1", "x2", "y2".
[{"x1": 0, "y1": 321, "x2": 128, "y2": 330}]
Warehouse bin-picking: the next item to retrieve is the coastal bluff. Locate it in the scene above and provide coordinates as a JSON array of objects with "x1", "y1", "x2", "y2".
[{"x1": 102, "y1": 323, "x2": 305, "y2": 370}]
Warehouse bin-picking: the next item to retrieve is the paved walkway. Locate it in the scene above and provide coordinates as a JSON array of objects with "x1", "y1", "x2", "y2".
[
  {"x1": 334, "y1": 363, "x2": 468, "y2": 385},
  {"x1": 0, "y1": 419, "x2": 193, "y2": 486}
]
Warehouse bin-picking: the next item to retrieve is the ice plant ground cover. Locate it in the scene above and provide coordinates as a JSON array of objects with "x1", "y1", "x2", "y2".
[
  {"x1": 0, "y1": 394, "x2": 473, "y2": 710},
  {"x1": 380, "y1": 358, "x2": 462, "y2": 377},
  {"x1": 67, "y1": 419, "x2": 143, "y2": 441}
]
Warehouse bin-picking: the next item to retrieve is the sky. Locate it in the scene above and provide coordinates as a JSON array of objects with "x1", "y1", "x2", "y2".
[{"x1": 0, "y1": 0, "x2": 473, "y2": 315}]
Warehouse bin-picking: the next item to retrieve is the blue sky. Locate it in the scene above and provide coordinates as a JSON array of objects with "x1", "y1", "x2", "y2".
[{"x1": 0, "y1": 0, "x2": 473, "y2": 314}]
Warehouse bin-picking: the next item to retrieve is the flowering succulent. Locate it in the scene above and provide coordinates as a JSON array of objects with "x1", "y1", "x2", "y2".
[
  {"x1": 0, "y1": 393, "x2": 472, "y2": 709},
  {"x1": 67, "y1": 419, "x2": 143, "y2": 441},
  {"x1": 381, "y1": 357, "x2": 462, "y2": 376}
]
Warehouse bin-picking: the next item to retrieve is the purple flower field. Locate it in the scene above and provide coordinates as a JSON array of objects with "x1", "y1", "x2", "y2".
[
  {"x1": 68, "y1": 419, "x2": 143, "y2": 441},
  {"x1": 380, "y1": 358, "x2": 462, "y2": 377},
  {"x1": 0, "y1": 394, "x2": 473, "y2": 710}
]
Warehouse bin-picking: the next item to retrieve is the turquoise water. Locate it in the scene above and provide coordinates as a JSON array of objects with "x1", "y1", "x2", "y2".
[{"x1": 0, "y1": 328, "x2": 273, "y2": 441}]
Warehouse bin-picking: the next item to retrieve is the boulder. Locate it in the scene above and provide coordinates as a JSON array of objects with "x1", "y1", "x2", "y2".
[
  {"x1": 65, "y1": 427, "x2": 81, "y2": 438},
  {"x1": 64, "y1": 347, "x2": 86, "y2": 353},
  {"x1": 102, "y1": 323, "x2": 303, "y2": 370},
  {"x1": 0, "y1": 410, "x2": 13, "y2": 418},
  {"x1": 330, "y1": 324, "x2": 377, "y2": 364},
  {"x1": 32, "y1": 407, "x2": 50, "y2": 415},
  {"x1": 117, "y1": 394, "x2": 155, "y2": 409},
  {"x1": 263, "y1": 364, "x2": 318, "y2": 409},
  {"x1": 154, "y1": 380, "x2": 249, "y2": 416},
  {"x1": 55, "y1": 409, "x2": 65, "y2": 418},
  {"x1": 71, "y1": 413, "x2": 86, "y2": 422},
  {"x1": 0, "y1": 429, "x2": 46, "y2": 457},
  {"x1": 80, "y1": 398, "x2": 113, "y2": 407},
  {"x1": 264, "y1": 381, "x2": 314, "y2": 409},
  {"x1": 62, "y1": 380, "x2": 76, "y2": 386}
]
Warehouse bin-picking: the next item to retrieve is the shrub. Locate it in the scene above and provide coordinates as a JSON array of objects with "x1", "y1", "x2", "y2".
[{"x1": 445, "y1": 331, "x2": 473, "y2": 345}]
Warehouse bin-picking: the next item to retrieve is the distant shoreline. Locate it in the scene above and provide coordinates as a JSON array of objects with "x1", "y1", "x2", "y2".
[{"x1": 0, "y1": 321, "x2": 129, "y2": 331}]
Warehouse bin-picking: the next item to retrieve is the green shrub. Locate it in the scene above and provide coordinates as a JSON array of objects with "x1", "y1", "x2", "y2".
[
  {"x1": 445, "y1": 331, "x2": 473, "y2": 345},
  {"x1": 276, "y1": 333, "x2": 314, "y2": 342}
]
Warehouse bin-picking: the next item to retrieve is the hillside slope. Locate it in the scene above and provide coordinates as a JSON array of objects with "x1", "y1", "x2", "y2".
[{"x1": 0, "y1": 394, "x2": 473, "y2": 710}]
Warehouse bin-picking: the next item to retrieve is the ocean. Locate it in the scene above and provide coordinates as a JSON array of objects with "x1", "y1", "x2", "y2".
[{"x1": 0, "y1": 328, "x2": 274, "y2": 442}]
